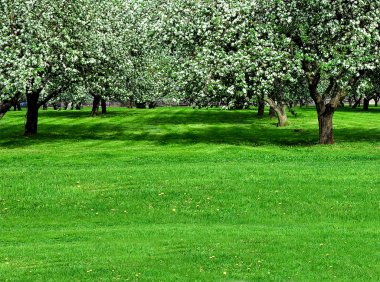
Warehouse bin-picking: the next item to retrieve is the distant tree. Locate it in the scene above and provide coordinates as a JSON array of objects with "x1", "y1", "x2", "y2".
[
  {"x1": 0, "y1": 0, "x2": 132, "y2": 134},
  {"x1": 356, "y1": 70, "x2": 380, "y2": 111},
  {"x1": 159, "y1": 0, "x2": 309, "y2": 128},
  {"x1": 257, "y1": 0, "x2": 380, "y2": 143}
]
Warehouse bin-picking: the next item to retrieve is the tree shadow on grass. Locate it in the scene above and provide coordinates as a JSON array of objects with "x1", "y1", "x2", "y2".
[
  {"x1": 142, "y1": 109, "x2": 259, "y2": 125},
  {"x1": 336, "y1": 106, "x2": 380, "y2": 114},
  {"x1": 1, "y1": 122, "x2": 379, "y2": 149},
  {"x1": 0, "y1": 108, "x2": 379, "y2": 148}
]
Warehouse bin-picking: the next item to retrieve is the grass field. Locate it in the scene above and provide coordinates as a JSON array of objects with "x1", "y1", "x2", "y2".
[{"x1": 0, "y1": 106, "x2": 379, "y2": 281}]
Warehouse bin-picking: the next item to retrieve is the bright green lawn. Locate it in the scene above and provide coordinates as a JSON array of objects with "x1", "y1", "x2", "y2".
[{"x1": 0, "y1": 106, "x2": 379, "y2": 281}]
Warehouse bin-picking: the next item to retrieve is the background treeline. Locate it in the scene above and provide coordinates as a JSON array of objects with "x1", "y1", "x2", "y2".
[{"x1": 1, "y1": 0, "x2": 379, "y2": 143}]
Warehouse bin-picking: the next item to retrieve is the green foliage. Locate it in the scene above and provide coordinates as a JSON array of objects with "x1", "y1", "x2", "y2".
[{"x1": 1, "y1": 0, "x2": 379, "y2": 111}]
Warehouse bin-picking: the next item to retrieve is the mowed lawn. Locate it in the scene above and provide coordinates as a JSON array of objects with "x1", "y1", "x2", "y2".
[{"x1": 0, "y1": 106, "x2": 379, "y2": 281}]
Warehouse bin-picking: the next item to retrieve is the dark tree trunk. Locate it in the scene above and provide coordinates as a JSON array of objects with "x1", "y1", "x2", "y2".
[
  {"x1": 53, "y1": 103, "x2": 60, "y2": 110},
  {"x1": 64, "y1": 102, "x2": 69, "y2": 110},
  {"x1": 91, "y1": 96, "x2": 101, "y2": 116},
  {"x1": 257, "y1": 100, "x2": 265, "y2": 117},
  {"x1": 375, "y1": 97, "x2": 379, "y2": 107},
  {"x1": 12, "y1": 100, "x2": 21, "y2": 111},
  {"x1": 363, "y1": 98, "x2": 370, "y2": 111},
  {"x1": 352, "y1": 98, "x2": 361, "y2": 109},
  {"x1": 316, "y1": 104, "x2": 335, "y2": 144},
  {"x1": 101, "y1": 98, "x2": 107, "y2": 114},
  {"x1": 42, "y1": 103, "x2": 48, "y2": 110},
  {"x1": 24, "y1": 91, "x2": 40, "y2": 136},
  {"x1": 348, "y1": 97, "x2": 353, "y2": 107},
  {"x1": 75, "y1": 102, "x2": 82, "y2": 110},
  {"x1": 148, "y1": 102, "x2": 157, "y2": 109},
  {"x1": 136, "y1": 102, "x2": 146, "y2": 109},
  {"x1": 0, "y1": 101, "x2": 12, "y2": 119},
  {"x1": 269, "y1": 106, "x2": 276, "y2": 119},
  {"x1": 302, "y1": 61, "x2": 361, "y2": 145}
]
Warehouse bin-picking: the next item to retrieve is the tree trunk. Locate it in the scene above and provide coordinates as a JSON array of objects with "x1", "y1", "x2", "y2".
[
  {"x1": 316, "y1": 105, "x2": 335, "y2": 144},
  {"x1": 275, "y1": 105, "x2": 288, "y2": 127},
  {"x1": 136, "y1": 102, "x2": 146, "y2": 109},
  {"x1": 24, "y1": 91, "x2": 40, "y2": 136},
  {"x1": 52, "y1": 103, "x2": 59, "y2": 110},
  {"x1": 363, "y1": 97, "x2": 370, "y2": 111},
  {"x1": 42, "y1": 103, "x2": 48, "y2": 110},
  {"x1": 266, "y1": 98, "x2": 288, "y2": 127},
  {"x1": 269, "y1": 106, "x2": 276, "y2": 119},
  {"x1": 374, "y1": 97, "x2": 379, "y2": 107},
  {"x1": 91, "y1": 96, "x2": 101, "y2": 116},
  {"x1": 148, "y1": 102, "x2": 157, "y2": 109},
  {"x1": 348, "y1": 97, "x2": 353, "y2": 107},
  {"x1": 351, "y1": 94, "x2": 362, "y2": 109},
  {"x1": 101, "y1": 98, "x2": 107, "y2": 114},
  {"x1": 0, "y1": 101, "x2": 12, "y2": 120},
  {"x1": 257, "y1": 100, "x2": 265, "y2": 117},
  {"x1": 126, "y1": 99, "x2": 133, "y2": 108},
  {"x1": 352, "y1": 99, "x2": 361, "y2": 109}
]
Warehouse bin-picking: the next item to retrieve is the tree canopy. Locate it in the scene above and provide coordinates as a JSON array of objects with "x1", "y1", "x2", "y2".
[{"x1": 1, "y1": 0, "x2": 379, "y2": 143}]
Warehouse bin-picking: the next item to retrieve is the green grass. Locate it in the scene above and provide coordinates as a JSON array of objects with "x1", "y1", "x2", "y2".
[{"x1": 0, "y1": 106, "x2": 379, "y2": 281}]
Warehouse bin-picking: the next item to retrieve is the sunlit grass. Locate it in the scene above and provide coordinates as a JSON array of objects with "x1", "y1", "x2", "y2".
[{"x1": 0, "y1": 106, "x2": 379, "y2": 281}]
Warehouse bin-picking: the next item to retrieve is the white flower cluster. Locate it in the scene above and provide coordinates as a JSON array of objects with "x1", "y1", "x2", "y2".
[{"x1": 1, "y1": 0, "x2": 379, "y2": 115}]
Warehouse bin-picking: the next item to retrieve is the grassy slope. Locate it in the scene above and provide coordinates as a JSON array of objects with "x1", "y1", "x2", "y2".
[{"x1": 0, "y1": 106, "x2": 379, "y2": 281}]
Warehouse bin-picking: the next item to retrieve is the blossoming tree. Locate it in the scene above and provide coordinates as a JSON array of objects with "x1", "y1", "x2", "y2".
[
  {"x1": 0, "y1": 0, "x2": 132, "y2": 134},
  {"x1": 257, "y1": 0, "x2": 380, "y2": 143}
]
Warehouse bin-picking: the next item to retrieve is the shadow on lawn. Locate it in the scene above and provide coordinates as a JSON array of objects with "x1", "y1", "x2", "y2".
[
  {"x1": 336, "y1": 106, "x2": 380, "y2": 114},
  {"x1": 0, "y1": 108, "x2": 379, "y2": 148}
]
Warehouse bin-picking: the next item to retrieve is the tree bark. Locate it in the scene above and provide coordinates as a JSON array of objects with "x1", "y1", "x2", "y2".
[
  {"x1": 363, "y1": 97, "x2": 370, "y2": 111},
  {"x1": 91, "y1": 96, "x2": 101, "y2": 116},
  {"x1": 101, "y1": 98, "x2": 107, "y2": 114},
  {"x1": 0, "y1": 101, "x2": 13, "y2": 120},
  {"x1": 352, "y1": 95, "x2": 362, "y2": 109},
  {"x1": 265, "y1": 98, "x2": 288, "y2": 127},
  {"x1": 257, "y1": 100, "x2": 265, "y2": 117},
  {"x1": 24, "y1": 90, "x2": 40, "y2": 136},
  {"x1": 11, "y1": 100, "x2": 21, "y2": 111},
  {"x1": 348, "y1": 97, "x2": 353, "y2": 107},
  {"x1": 52, "y1": 103, "x2": 59, "y2": 110},
  {"x1": 148, "y1": 102, "x2": 157, "y2": 109},
  {"x1": 302, "y1": 62, "x2": 362, "y2": 145},
  {"x1": 276, "y1": 105, "x2": 288, "y2": 127},
  {"x1": 316, "y1": 104, "x2": 335, "y2": 144},
  {"x1": 136, "y1": 102, "x2": 146, "y2": 109},
  {"x1": 269, "y1": 106, "x2": 276, "y2": 119}
]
